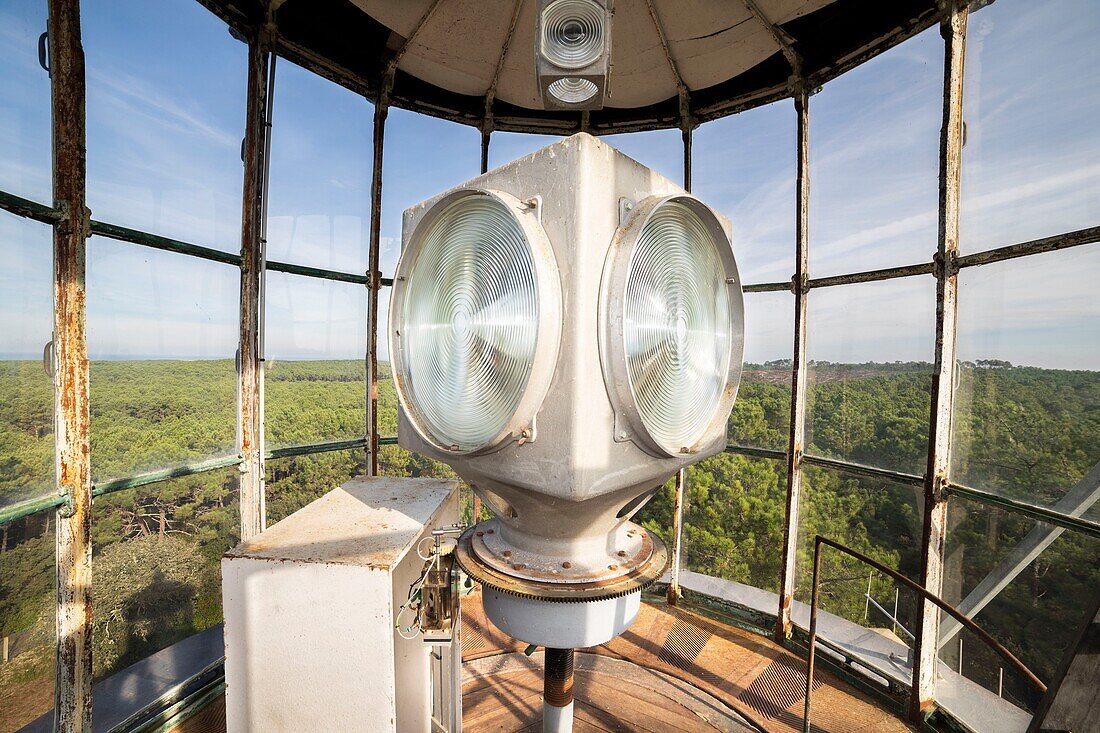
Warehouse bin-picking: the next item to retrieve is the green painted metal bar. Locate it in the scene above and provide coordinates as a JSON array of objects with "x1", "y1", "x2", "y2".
[
  {"x1": 265, "y1": 437, "x2": 368, "y2": 460},
  {"x1": 955, "y1": 225, "x2": 1100, "y2": 270},
  {"x1": 379, "y1": 435, "x2": 398, "y2": 445},
  {"x1": 945, "y1": 481, "x2": 1100, "y2": 541},
  {"x1": 808, "y1": 261, "x2": 934, "y2": 289},
  {"x1": 0, "y1": 189, "x2": 60, "y2": 224},
  {"x1": 801, "y1": 453, "x2": 925, "y2": 487},
  {"x1": 265, "y1": 259, "x2": 367, "y2": 285},
  {"x1": 0, "y1": 492, "x2": 68, "y2": 525},
  {"x1": 262, "y1": 261, "x2": 393, "y2": 287},
  {"x1": 743, "y1": 281, "x2": 790, "y2": 293},
  {"x1": 724, "y1": 443, "x2": 788, "y2": 461},
  {"x1": 91, "y1": 455, "x2": 243, "y2": 498},
  {"x1": 89, "y1": 220, "x2": 243, "y2": 266}
]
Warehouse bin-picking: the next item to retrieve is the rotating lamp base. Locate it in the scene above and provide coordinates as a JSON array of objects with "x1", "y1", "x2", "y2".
[
  {"x1": 454, "y1": 523, "x2": 668, "y2": 603},
  {"x1": 483, "y1": 588, "x2": 640, "y2": 649}
]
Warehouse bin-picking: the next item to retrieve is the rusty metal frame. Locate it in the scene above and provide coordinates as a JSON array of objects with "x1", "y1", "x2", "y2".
[
  {"x1": 909, "y1": 1, "x2": 967, "y2": 721},
  {"x1": 481, "y1": 0, "x2": 524, "y2": 157},
  {"x1": 738, "y1": 0, "x2": 802, "y2": 76},
  {"x1": 366, "y1": 95, "x2": 387, "y2": 478},
  {"x1": 237, "y1": 31, "x2": 273, "y2": 541},
  {"x1": 775, "y1": 83, "x2": 810, "y2": 642},
  {"x1": 2, "y1": 0, "x2": 1098, "y2": 727},
  {"x1": 47, "y1": 0, "x2": 92, "y2": 728},
  {"x1": 803, "y1": 535, "x2": 1045, "y2": 733},
  {"x1": 666, "y1": 467, "x2": 686, "y2": 604},
  {"x1": 666, "y1": 98, "x2": 698, "y2": 605},
  {"x1": 801, "y1": 453, "x2": 924, "y2": 488}
]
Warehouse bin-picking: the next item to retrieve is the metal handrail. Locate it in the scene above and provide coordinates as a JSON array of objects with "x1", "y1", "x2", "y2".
[{"x1": 803, "y1": 535, "x2": 1046, "y2": 733}]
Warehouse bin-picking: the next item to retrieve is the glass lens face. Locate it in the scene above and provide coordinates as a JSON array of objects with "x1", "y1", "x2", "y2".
[
  {"x1": 541, "y1": 0, "x2": 604, "y2": 69},
  {"x1": 400, "y1": 195, "x2": 539, "y2": 450},
  {"x1": 547, "y1": 77, "x2": 599, "y2": 104},
  {"x1": 624, "y1": 201, "x2": 732, "y2": 450}
]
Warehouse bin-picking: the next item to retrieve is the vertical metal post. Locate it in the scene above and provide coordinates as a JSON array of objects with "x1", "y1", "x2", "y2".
[
  {"x1": 48, "y1": 0, "x2": 91, "y2": 728},
  {"x1": 480, "y1": 130, "x2": 490, "y2": 175},
  {"x1": 666, "y1": 120, "x2": 694, "y2": 606},
  {"x1": 776, "y1": 84, "x2": 810, "y2": 641},
  {"x1": 911, "y1": 1, "x2": 967, "y2": 721},
  {"x1": 681, "y1": 125, "x2": 692, "y2": 193},
  {"x1": 238, "y1": 37, "x2": 271, "y2": 540},
  {"x1": 802, "y1": 537, "x2": 823, "y2": 733},
  {"x1": 367, "y1": 93, "x2": 389, "y2": 477},
  {"x1": 667, "y1": 468, "x2": 686, "y2": 605}
]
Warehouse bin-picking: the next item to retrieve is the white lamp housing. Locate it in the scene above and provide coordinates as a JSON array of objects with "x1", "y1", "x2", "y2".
[
  {"x1": 390, "y1": 133, "x2": 743, "y2": 638},
  {"x1": 535, "y1": 0, "x2": 612, "y2": 110}
]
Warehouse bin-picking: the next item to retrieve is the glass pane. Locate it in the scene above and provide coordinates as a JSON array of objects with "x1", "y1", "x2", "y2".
[
  {"x1": 810, "y1": 26, "x2": 942, "y2": 278},
  {"x1": 0, "y1": 213, "x2": 53, "y2": 509},
  {"x1": 0, "y1": 512, "x2": 55, "y2": 731},
  {"x1": 87, "y1": 238, "x2": 238, "y2": 482},
  {"x1": 603, "y1": 128, "x2": 683, "y2": 184},
  {"x1": 682, "y1": 454, "x2": 788, "y2": 593},
  {"x1": 960, "y1": 0, "x2": 1100, "y2": 253},
  {"x1": 940, "y1": 496, "x2": 1100, "y2": 711},
  {"x1": 795, "y1": 467, "x2": 923, "y2": 658},
  {"x1": 0, "y1": 0, "x2": 51, "y2": 203},
  {"x1": 91, "y1": 470, "x2": 238, "y2": 681},
  {"x1": 954, "y1": 246, "x2": 1100, "y2": 521},
  {"x1": 729, "y1": 291, "x2": 793, "y2": 452},
  {"x1": 266, "y1": 452, "x2": 363, "y2": 526},
  {"x1": 382, "y1": 109, "x2": 480, "y2": 264},
  {"x1": 264, "y1": 271, "x2": 366, "y2": 449},
  {"x1": 377, "y1": 445, "x2": 458, "y2": 483},
  {"x1": 267, "y1": 60, "x2": 372, "y2": 273},
  {"x1": 805, "y1": 277, "x2": 935, "y2": 474},
  {"x1": 487, "y1": 132, "x2": 559, "y2": 171},
  {"x1": 695, "y1": 100, "x2": 795, "y2": 284},
  {"x1": 84, "y1": 0, "x2": 247, "y2": 252}
]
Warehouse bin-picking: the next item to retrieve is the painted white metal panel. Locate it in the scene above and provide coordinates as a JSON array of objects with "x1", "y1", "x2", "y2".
[{"x1": 222, "y1": 477, "x2": 460, "y2": 733}]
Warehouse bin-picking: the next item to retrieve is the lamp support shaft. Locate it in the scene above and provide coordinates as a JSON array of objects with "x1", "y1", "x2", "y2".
[{"x1": 543, "y1": 647, "x2": 575, "y2": 733}]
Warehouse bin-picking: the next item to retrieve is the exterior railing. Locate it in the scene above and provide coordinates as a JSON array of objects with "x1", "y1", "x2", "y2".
[{"x1": 803, "y1": 535, "x2": 1047, "y2": 733}]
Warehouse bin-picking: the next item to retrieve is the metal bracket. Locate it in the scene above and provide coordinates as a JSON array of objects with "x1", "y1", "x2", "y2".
[
  {"x1": 618, "y1": 197, "x2": 635, "y2": 224},
  {"x1": 58, "y1": 486, "x2": 76, "y2": 518},
  {"x1": 38, "y1": 31, "x2": 49, "y2": 75},
  {"x1": 42, "y1": 340, "x2": 55, "y2": 379}
]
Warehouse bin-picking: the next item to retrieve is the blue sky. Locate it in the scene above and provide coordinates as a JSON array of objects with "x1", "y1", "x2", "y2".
[{"x1": 1, "y1": 0, "x2": 1097, "y2": 368}]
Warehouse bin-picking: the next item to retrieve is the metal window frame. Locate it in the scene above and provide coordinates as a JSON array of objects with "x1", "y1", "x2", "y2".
[{"x1": 1, "y1": 0, "x2": 1098, "y2": 727}]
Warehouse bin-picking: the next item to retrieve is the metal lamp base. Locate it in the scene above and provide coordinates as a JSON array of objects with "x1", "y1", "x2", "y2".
[{"x1": 482, "y1": 587, "x2": 641, "y2": 649}]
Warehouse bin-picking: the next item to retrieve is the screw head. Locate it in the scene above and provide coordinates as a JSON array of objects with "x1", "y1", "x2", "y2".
[
  {"x1": 487, "y1": 528, "x2": 495, "y2": 534},
  {"x1": 562, "y1": 561, "x2": 572, "y2": 569},
  {"x1": 513, "y1": 563, "x2": 526, "y2": 570},
  {"x1": 502, "y1": 550, "x2": 512, "y2": 558},
  {"x1": 608, "y1": 564, "x2": 617, "y2": 571},
  {"x1": 475, "y1": 531, "x2": 484, "y2": 537},
  {"x1": 617, "y1": 550, "x2": 627, "y2": 557}
]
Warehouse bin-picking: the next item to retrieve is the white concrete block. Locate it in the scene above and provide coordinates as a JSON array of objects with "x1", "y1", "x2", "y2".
[{"x1": 222, "y1": 476, "x2": 460, "y2": 733}]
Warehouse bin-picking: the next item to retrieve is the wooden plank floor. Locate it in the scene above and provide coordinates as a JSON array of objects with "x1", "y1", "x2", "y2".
[
  {"x1": 462, "y1": 652, "x2": 754, "y2": 732},
  {"x1": 171, "y1": 590, "x2": 915, "y2": 732},
  {"x1": 461, "y1": 591, "x2": 914, "y2": 733}
]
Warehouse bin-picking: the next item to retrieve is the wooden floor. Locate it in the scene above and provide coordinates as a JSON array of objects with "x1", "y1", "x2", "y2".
[
  {"x1": 463, "y1": 652, "x2": 755, "y2": 732},
  {"x1": 460, "y1": 591, "x2": 913, "y2": 733},
  {"x1": 171, "y1": 590, "x2": 915, "y2": 732}
]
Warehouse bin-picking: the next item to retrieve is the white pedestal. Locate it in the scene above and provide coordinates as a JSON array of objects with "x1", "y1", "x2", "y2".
[{"x1": 222, "y1": 476, "x2": 460, "y2": 733}]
